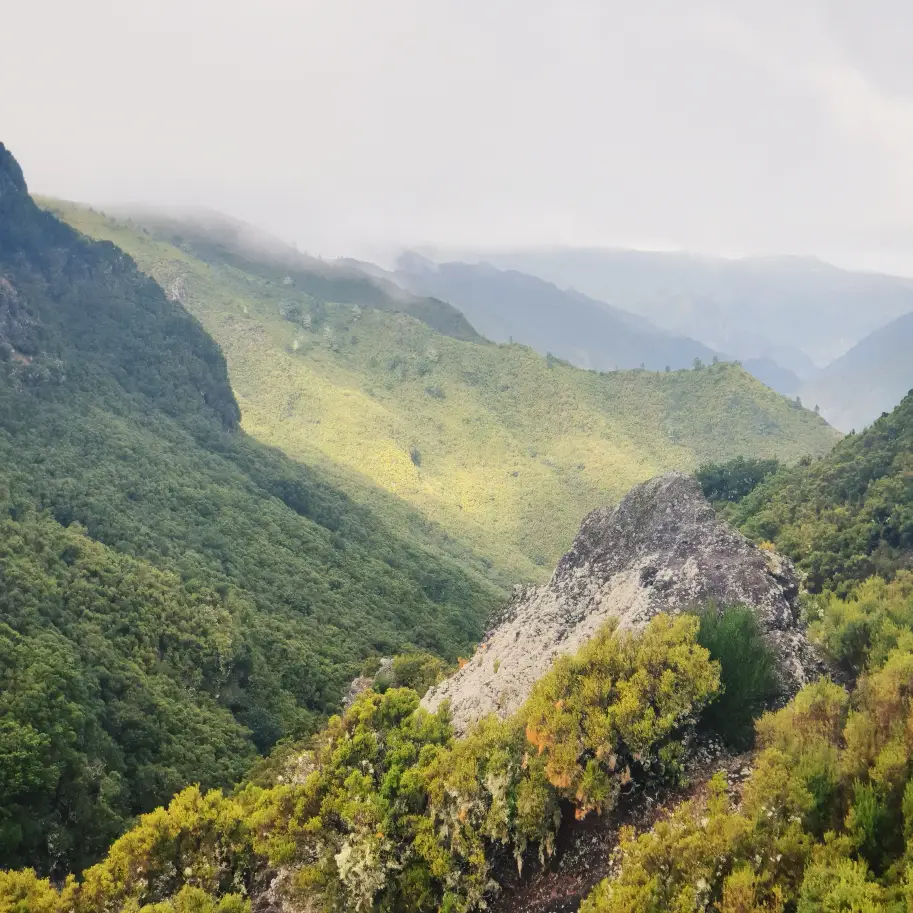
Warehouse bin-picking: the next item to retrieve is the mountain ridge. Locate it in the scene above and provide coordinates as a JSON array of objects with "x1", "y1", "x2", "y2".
[
  {"x1": 384, "y1": 251, "x2": 722, "y2": 373},
  {"x1": 114, "y1": 206, "x2": 486, "y2": 343},
  {"x1": 46, "y1": 200, "x2": 840, "y2": 583},
  {"x1": 430, "y1": 244, "x2": 913, "y2": 370},
  {"x1": 799, "y1": 310, "x2": 913, "y2": 431},
  {"x1": 0, "y1": 144, "x2": 499, "y2": 871}
]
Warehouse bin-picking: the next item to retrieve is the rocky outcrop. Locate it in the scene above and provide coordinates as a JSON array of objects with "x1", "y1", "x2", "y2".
[
  {"x1": 342, "y1": 657, "x2": 393, "y2": 709},
  {"x1": 423, "y1": 472, "x2": 821, "y2": 733}
]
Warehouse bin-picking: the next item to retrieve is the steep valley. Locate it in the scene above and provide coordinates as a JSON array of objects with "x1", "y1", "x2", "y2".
[{"x1": 47, "y1": 202, "x2": 840, "y2": 582}]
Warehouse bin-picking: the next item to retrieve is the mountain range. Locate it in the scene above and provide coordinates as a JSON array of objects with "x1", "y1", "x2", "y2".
[
  {"x1": 372, "y1": 251, "x2": 719, "y2": 373},
  {"x1": 387, "y1": 247, "x2": 913, "y2": 422},
  {"x1": 48, "y1": 200, "x2": 839, "y2": 583},
  {"x1": 799, "y1": 310, "x2": 913, "y2": 431},
  {"x1": 426, "y1": 245, "x2": 913, "y2": 373},
  {"x1": 5, "y1": 137, "x2": 913, "y2": 913}
]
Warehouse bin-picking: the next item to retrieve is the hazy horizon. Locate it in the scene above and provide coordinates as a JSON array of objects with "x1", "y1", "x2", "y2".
[{"x1": 5, "y1": 1, "x2": 913, "y2": 275}]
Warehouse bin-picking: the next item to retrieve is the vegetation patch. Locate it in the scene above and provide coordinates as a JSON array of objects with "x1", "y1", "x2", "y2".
[
  {"x1": 0, "y1": 614, "x2": 721, "y2": 913},
  {"x1": 696, "y1": 604, "x2": 780, "y2": 748},
  {"x1": 45, "y1": 201, "x2": 839, "y2": 583}
]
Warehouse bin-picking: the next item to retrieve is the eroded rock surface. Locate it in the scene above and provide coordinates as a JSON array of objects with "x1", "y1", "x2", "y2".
[{"x1": 423, "y1": 471, "x2": 820, "y2": 733}]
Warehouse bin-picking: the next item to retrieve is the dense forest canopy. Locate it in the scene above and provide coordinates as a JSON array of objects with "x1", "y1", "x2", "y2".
[
  {"x1": 0, "y1": 143, "x2": 499, "y2": 873},
  {"x1": 9, "y1": 406, "x2": 913, "y2": 910},
  {"x1": 701, "y1": 393, "x2": 913, "y2": 594}
]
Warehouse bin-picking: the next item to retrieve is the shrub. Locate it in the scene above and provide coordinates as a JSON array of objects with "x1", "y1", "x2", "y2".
[
  {"x1": 522, "y1": 614, "x2": 721, "y2": 815},
  {"x1": 696, "y1": 605, "x2": 780, "y2": 748},
  {"x1": 808, "y1": 572, "x2": 913, "y2": 674},
  {"x1": 390, "y1": 651, "x2": 449, "y2": 697}
]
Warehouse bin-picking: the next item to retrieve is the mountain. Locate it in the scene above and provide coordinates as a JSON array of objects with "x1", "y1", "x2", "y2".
[
  {"x1": 380, "y1": 252, "x2": 719, "y2": 372},
  {"x1": 721, "y1": 390, "x2": 913, "y2": 594},
  {"x1": 0, "y1": 144, "x2": 500, "y2": 872},
  {"x1": 2, "y1": 173, "x2": 908, "y2": 912},
  {"x1": 110, "y1": 207, "x2": 485, "y2": 343},
  {"x1": 47, "y1": 201, "x2": 839, "y2": 583},
  {"x1": 799, "y1": 310, "x2": 913, "y2": 432},
  {"x1": 439, "y1": 246, "x2": 913, "y2": 370}
]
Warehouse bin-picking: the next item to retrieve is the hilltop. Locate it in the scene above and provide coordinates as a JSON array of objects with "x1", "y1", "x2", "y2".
[{"x1": 47, "y1": 202, "x2": 840, "y2": 581}]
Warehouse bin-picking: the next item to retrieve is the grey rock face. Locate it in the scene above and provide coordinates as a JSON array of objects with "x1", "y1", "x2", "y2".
[
  {"x1": 423, "y1": 471, "x2": 820, "y2": 734},
  {"x1": 342, "y1": 657, "x2": 394, "y2": 709}
]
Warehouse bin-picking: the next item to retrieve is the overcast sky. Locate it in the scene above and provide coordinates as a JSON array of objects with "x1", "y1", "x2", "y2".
[{"x1": 4, "y1": 0, "x2": 913, "y2": 271}]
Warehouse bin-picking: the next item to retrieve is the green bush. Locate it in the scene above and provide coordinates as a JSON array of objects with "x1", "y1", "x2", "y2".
[
  {"x1": 696, "y1": 604, "x2": 780, "y2": 748},
  {"x1": 390, "y1": 651, "x2": 449, "y2": 697},
  {"x1": 581, "y1": 640, "x2": 913, "y2": 913},
  {"x1": 808, "y1": 572, "x2": 913, "y2": 674}
]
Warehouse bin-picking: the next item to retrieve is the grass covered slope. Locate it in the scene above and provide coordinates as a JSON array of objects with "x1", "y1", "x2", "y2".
[
  {"x1": 48, "y1": 202, "x2": 840, "y2": 580},
  {"x1": 0, "y1": 144, "x2": 499, "y2": 871},
  {"x1": 731, "y1": 392, "x2": 913, "y2": 594}
]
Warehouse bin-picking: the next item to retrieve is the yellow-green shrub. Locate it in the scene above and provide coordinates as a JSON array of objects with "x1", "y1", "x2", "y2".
[
  {"x1": 522, "y1": 615, "x2": 720, "y2": 815},
  {"x1": 582, "y1": 637, "x2": 913, "y2": 913},
  {"x1": 243, "y1": 614, "x2": 720, "y2": 912},
  {"x1": 808, "y1": 572, "x2": 913, "y2": 674},
  {"x1": 0, "y1": 615, "x2": 725, "y2": 913}
]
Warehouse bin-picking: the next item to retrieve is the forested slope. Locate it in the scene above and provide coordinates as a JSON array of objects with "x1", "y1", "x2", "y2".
[
  {"x1": 731, "y1": 391, "x2": 913, "y2": 594},
  {"x1": 0, "y1": 144, "x2": 499, "y2": 872},
  {"x1": 48, "y1": 202, "x2": 840, "y2": 580}
]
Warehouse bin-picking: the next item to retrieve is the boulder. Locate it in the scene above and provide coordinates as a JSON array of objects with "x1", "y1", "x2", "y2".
[{"x1": 423, "y1": 471, "x2": 820, "y2": 733}]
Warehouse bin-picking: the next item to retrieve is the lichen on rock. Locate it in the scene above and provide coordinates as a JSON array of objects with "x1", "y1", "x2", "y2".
[{"x1": 423, "y1": 471, "x2": 821, "y2": 734}]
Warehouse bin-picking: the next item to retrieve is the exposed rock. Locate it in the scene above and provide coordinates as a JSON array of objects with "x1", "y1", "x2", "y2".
[
  {"x1": 0, "y1": 274, "x2": 38, "y2": 356},
  {"x1": 166, "y1": 274, "x2": 187, "y2": 304},
  {"x1": 423, "y1": 471, "x2": 821, "y2": 733},
  {"x1": 342, "y1": 656, "x2": 394, "y2": 709}
]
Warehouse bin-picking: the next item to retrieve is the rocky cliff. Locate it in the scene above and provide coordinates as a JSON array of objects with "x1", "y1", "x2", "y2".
[{"x1": 423, "y1": 471, "x2": 820, "y2": 733}]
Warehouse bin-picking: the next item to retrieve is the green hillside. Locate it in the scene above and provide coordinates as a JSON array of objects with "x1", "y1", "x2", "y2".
[
  {"x1": 46, "y1": 202, "x2": 840, "y2": 580},
  {"x1": 729, "y1": 391, "x2": 913, "y2": 594},
  {"x1": 0, "y1": 145, "x2": 499, "y2": 872}
]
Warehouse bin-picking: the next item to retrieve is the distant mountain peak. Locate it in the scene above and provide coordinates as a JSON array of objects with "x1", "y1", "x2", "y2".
[
  {"x1": 388, "y1": 254, "x2": 722, "y2": 372},
  {"x1": 395, "y1": 250, "x2": 439, "y2": 275},
  {"x1": 0, "y1": 142, "x2": 27, "y2": 197}
]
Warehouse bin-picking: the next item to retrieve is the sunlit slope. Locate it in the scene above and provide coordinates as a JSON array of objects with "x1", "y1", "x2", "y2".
[{"x1": 49, "y1": 202, "x2": 841, "y2": 579}]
